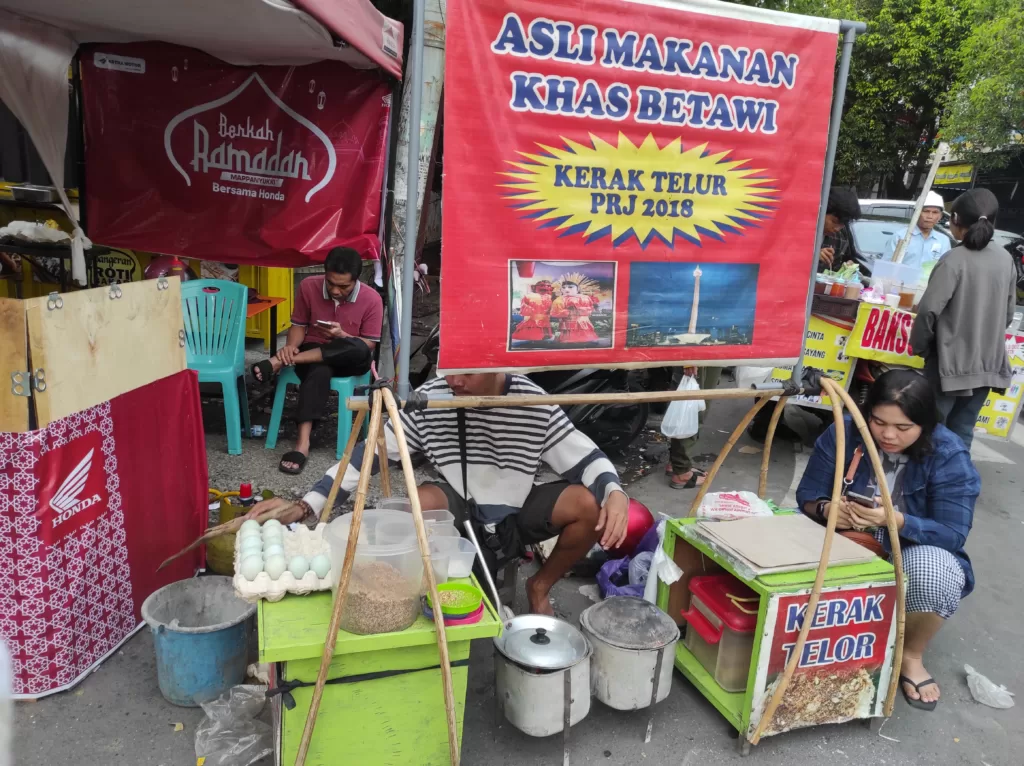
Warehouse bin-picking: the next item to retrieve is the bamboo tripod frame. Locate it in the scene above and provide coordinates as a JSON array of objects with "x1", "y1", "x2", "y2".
[
  {"x1": 315, "y1": 381, "x2": 905, "y2": 756},
  {"x1": 294, "y1": 389, "x2": 461, "y2": 766}
]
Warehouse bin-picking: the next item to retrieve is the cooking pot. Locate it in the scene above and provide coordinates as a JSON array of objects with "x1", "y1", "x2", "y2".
[
  {"x1": 493, "y1": 614, "x2": 592, "y2": 737},
  {"x1": 580, "y1": 596, "x2": 679, "y2": 711}
]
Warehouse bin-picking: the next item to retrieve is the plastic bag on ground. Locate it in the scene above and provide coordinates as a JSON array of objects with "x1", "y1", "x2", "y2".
[
  {"x1": 597, "y1": 556, "x2": 644, "y2": 598},
  {"x1": 661, "y1": 375, "x2": 704, "y2": 439},
  {"x1": 965, "y1": 664, "x2": 1015, "y2": 709},
  {"x1": 628, "y1": 551, "x2": 654, "y2": 587},
  {"x1": 697, "y1": 491, "x2": 775, "y2": 521},
  {"x1": 195, "y1": 684, "x2": 273, "y2": 766}
]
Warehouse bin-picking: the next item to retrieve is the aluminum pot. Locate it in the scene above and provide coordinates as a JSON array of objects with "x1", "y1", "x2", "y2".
[
  {"x1": 493, "y1": 614, "x2": 592, "y2": 737},
  {"x1": 580, "y1": 596, "x2": 679, "y2": 711}
]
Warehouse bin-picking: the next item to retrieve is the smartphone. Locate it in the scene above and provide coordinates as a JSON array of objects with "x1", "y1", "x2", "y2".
[
  {"x1": 316, "y1": 320, "x2": 338, "y2": 328},
  {"x1": 845, "y1": 491, "x2": 878, "y2": 508}
]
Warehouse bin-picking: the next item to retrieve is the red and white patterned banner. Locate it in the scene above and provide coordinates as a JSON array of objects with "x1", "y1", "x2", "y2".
[{"x1": 0, "y1": 371, "x2": 206, "y2": 698}]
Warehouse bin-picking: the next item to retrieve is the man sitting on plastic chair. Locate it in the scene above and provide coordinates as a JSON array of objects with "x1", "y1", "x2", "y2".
[
  {"x1": 244, "y1": 372, "x2": 630, "y2": 616},
  {"x1": 251, "y1": 247, "x2": 382, "y2": 475}
]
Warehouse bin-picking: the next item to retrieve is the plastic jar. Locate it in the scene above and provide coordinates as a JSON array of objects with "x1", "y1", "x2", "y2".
[{"x1": 324, "y1": 510, "x2": 423, "y2": 634}]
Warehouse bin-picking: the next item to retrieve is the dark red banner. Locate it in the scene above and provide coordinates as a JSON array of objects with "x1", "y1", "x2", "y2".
[
  {"x1": 1, "y1": 371, "x2": 207, "y2": 698},
  {"x1": 81, "y1": 43, "x2": 392, "y2": 266}
]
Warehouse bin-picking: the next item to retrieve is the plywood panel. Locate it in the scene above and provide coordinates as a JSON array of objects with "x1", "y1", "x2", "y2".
[
  {"x1": 0, "y1": 298, "x2": 28, "y2": 432},
  {"x1": 25, "y1": 279, "x2": 186, "y2": 426}
]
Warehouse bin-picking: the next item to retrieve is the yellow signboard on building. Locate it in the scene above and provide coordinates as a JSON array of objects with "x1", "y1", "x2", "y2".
[{"x1": 934, "y1": 163, "x2": 974, "y2": 187}]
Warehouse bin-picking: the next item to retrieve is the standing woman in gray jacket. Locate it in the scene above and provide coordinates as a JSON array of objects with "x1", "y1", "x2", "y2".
[{"x1": 910, "y1": 189, "x2": 1016, "y2": 449}]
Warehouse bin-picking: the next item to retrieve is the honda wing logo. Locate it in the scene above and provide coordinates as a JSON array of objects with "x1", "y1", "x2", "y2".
[{"x1": 44, "y1": 448, "x2": 103, "y2": 529}]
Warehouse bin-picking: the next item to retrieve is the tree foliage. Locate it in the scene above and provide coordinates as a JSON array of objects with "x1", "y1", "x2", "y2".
[
  {"x1": 730, "y1": 0, "x2": 974, "y2": 194},
  {"x1": 942, "y1": 0, "x2": 1024, "y2": 169}
]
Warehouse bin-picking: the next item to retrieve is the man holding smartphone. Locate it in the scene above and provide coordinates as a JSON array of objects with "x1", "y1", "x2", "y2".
[{"x1": 251, "y1": 247, "x2": 382, "y2": 474}]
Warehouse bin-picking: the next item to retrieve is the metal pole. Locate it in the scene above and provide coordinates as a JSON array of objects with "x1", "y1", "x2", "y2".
[
  {"x1": 398, "y1": 0, "x2": 427, "y2": 398},
  {"x1": 791, "y1": 21, "x2": 863, "y2": 383}
]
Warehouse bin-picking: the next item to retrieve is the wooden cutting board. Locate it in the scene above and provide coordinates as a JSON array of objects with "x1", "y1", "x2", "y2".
[{"x1": 696, "y1": 515, "x2": 877, "y2": 573}]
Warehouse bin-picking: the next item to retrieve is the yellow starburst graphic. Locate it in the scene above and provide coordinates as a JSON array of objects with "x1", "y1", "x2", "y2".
[{"x1": 500, "y1": 133, "x2": 778, "y2": 248}]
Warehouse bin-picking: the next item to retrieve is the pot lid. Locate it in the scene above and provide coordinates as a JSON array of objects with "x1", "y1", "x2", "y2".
[
  {"x1": 580, "y1": 596, "x2": 680, "y2": 651},
  {"x1": 496, "y1": 615, "x2": 589, "y2": 670}
]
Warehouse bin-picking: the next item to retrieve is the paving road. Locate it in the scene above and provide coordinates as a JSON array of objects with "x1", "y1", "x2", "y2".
[{"x1": 13, "y1": 395, "x2": 1024, "y2": 765}]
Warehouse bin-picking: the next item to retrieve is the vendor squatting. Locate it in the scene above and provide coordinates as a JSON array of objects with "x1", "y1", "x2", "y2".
[{"x1": 492, "y1": 14, "x2": 797, "y2": 132}]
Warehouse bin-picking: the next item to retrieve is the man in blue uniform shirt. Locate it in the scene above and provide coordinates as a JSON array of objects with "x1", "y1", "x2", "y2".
[{"x1": 883, "y1": 191, "x2": 951, "y2": 273}]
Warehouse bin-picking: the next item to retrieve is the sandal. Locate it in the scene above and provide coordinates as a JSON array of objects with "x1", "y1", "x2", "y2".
[
  {"x1": 899, "y1": 675, "x2": 938, "y2": 711},
  {"x1": 669, "y1": 468, "x2": 707, "y2": 490},
  {"x1": 251, "y1": 359, "x2": 275, "y2": 384},
  {"x1": 279, "y1": 451, "x2": 308, "y2": 475}
]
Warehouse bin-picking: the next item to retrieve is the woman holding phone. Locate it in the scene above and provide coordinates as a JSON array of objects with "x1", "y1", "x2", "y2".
[{"x1": 796, "y1": 370, "x2": 980, "y2": 711}]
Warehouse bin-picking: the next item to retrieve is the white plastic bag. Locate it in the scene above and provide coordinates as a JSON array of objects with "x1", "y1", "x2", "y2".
[
  {"x1": 697, "y1": 491, "x2": 774, "y2": 521},
  {"x1": 965, "y1": 664, "x2": 1015, "y2": 709},
  {"x1": 643, "y1": 519, "x2": 683, "y2": 604},
  {"x1": 661, "y1": 375, "x2": 705, "y2": 439}
]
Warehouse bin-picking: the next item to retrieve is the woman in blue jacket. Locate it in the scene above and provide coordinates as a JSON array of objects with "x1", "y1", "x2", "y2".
[{"x1": 796, "y1": 370, "x2": 979, "y2": 711}]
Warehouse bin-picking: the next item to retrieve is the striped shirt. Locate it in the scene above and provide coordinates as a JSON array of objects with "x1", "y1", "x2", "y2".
[{"x1": 304, "y1": 375, "x2": 624, "y2": 522}]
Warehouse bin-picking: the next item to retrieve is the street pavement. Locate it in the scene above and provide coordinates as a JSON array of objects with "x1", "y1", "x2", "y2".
[{"x1": 12, "y1": 394, "x2": 1024, "y2": 765}]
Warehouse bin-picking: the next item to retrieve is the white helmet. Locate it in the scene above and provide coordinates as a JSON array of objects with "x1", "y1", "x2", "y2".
[{"x1": 922, "y1": 190, "x2": 944, "y2": 211}]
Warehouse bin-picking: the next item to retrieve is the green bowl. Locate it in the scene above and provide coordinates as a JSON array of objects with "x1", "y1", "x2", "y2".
[{"x1": 427, "y1": 583, "x2": 484, "y2": 617}]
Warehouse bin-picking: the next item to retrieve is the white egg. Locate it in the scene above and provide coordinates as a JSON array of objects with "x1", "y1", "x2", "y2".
[
  {"x1": 239, "y1": 535, "x2": 262, "y2": 549},
  {"x1": 261, "y1": 528, "x2": 283, "y2": 543},
  {"x1": 263, "y1": 543, "x2": 285, "y2": 559},
  {"x1": 264, "y1": 555, "x2": 287, "y2": 580},
  {"x1": 263, "y1": 519, "x2": 283, "y2": 532},
  {"x1": 239, "y1": 554, "x2": 263, "y2": 581},
  {"x1": 239, "y1": 526, "x2": 262, "y2": 539},
  {"x1": 310, "y1": 554, "x2": 331, "y2": 579},
  {"x1": 240, "y1": 519, "x2": 260, "y2": 534},
  {"x1": 288, "y1": 555, "x2": 309, "y2": 578}
]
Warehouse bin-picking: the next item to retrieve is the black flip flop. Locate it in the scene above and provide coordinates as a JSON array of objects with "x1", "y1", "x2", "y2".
[
  {"x1": 279, "y1": 451, "x2": 307, "y2": 475},
  {"x1": 899, "y1": 675, "x2": 938, "y2": 711},
  {"x1": 669, "y1": 467, "x2": 707, "y2": 490},
  {"x1": 251, "y1": 359, "x2": 275, "y2": 384}
]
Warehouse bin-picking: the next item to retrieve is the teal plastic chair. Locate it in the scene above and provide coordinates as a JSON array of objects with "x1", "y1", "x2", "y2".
[
  {"x1": 181, "y1": 279, "x2": 251, "y2": 455},
  {"x1": 264, "y1": 367, "x2": 371, "y2": 459}
]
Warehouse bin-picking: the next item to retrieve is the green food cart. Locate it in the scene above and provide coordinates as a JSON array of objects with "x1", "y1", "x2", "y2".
[
  {"x1": 258, "y1": 578, "x2": 501, "y2": 765},
  {"x1": 657, "y1": 517, "x2": 899, "y2": 753}
]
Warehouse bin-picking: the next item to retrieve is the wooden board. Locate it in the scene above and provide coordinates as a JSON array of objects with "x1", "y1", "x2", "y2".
[
  {"x1": 0, "y1": 298, "x2": 28, "y2": 432},
  {"x1": 24, "y1": 280, "x2": 185, "y2": 427},
  {"x1": 696, "y1": 515, "x2": 877, "y2": 573}
]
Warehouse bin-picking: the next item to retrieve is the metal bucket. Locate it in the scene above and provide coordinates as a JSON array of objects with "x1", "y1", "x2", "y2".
[
  {"x1": 141, "y1": 576, "x2": 256, "y2": 707},
  {"x1": 493, "y1": 614, "x2": 592, "y2": 737},
  {"x1": 580, "y1": 597, "x2": 679, "y2": 711}
]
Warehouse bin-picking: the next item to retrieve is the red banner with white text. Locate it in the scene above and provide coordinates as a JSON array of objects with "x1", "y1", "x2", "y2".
[
  {"x1": 81, "y1": 43, "x2": 392, "y2": 266},
  {"x1": 0, "y1": 371, "x2": 207, "y2": 698},
  {"x1": 440, "y1": 0, "x2": 840, "y2": 372}
]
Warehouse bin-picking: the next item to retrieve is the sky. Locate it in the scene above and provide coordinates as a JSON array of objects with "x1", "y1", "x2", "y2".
[{"x1": 627, "y1": 261, "x2": 759, "y2": 332}]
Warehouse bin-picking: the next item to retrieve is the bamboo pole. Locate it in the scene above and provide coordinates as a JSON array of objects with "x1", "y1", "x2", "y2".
[
  {"x1": 821, "y1": 379, "x2": 907, "y2": 716},
  {"x1": 750, "y1": 383, "x2": 846, "y2": 745},
  {"x1": 758, "y1": 397, "x2": 789, "y2": 499},
  {"x1": 347, "y1": 386, "x2": 786, "y2": 412},
  {"x1": 319, "y1": 409, "x2": 367, "y2": 524},
  {"x1": 295, "y1": 390, "x2": 384, "y2": 766},
  {"x1": 687, "y1": 396, "x2": 773, "y2": 517},
  {"x1": 381, "y1": 388, "x2": 461, "y2": 766}
]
